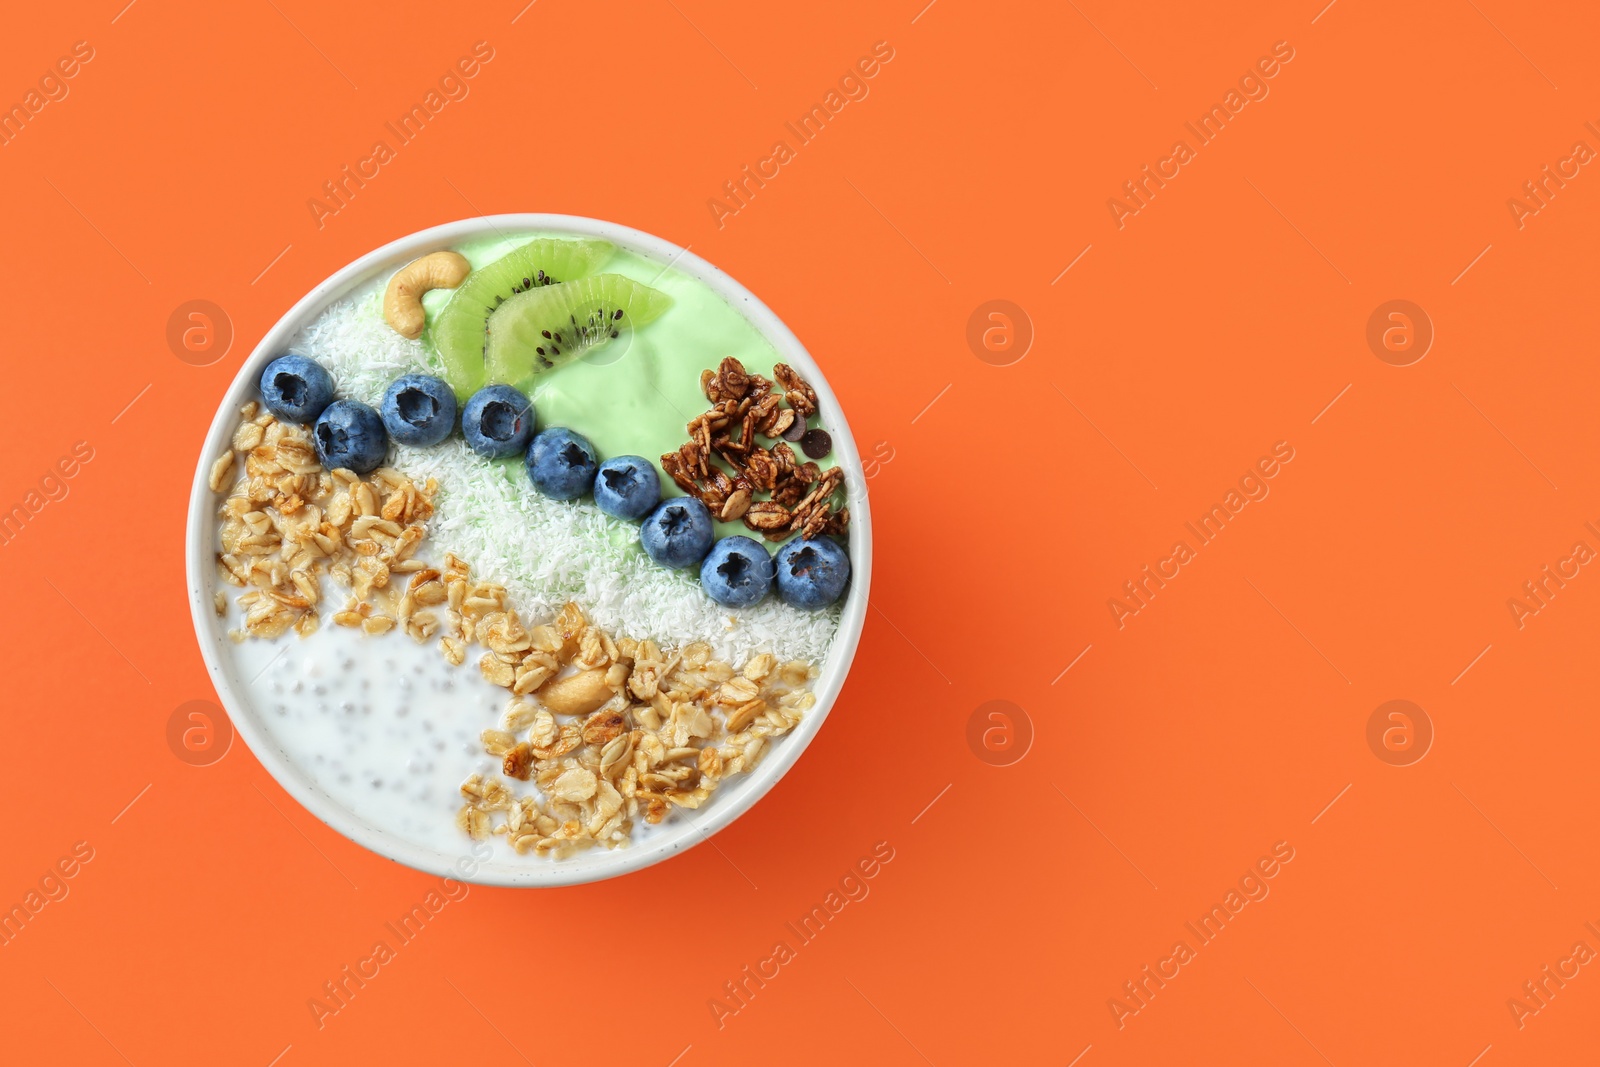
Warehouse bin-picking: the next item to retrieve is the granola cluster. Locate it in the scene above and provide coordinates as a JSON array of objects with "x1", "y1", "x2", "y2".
[
  {"x1": 457, "y1": 589, "x2": 815, "y2": 856},
  {"x1": 211, "y1": 401, "x2": 438, "y2": 642},
  {"x1": 662, "y1": 357, "x2": 849, "y2": 541},
  {"x1": 211, "y1": 402, "x2": 818, "y2": 857}
]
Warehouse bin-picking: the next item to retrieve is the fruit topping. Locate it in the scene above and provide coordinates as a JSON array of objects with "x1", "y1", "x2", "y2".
[
  {"x1": 800, "y1": 428, "x2": 832, "y2": 459},
  {"x1": 248, "y1": 241, "x2": 847, "y2": 613},
  {"x1": 700, "y1": 536, "x2": 775, "y2": 608},
  {"x1": 774, "y1": 536, "x2": 850, "y2": 610},
  {"x1": 259, "y1": 354, "x2": 335, "y2": 424},
  {"x1": 461, "y1": 384, "x2": 534, "y2": 458},
  {"x1": 313, "y1": 399, "x2": 388, "y2": 474},
  {"x1": 380, "y1": 373, "x2": 458, "y2": 447},
  {"x1": 383, "y1": 251, "x2": 470, "y2": 339},
  {"x1": 526, "y1": 428, "x2": 599, "y2": 500},
  {"x1": 433, "y1": 239, "x2": 614, "y2": 398},
  {"x1": 484, "y1": 273, "x2": 672, "y2": 387},
  {"x1": 640, "y1": 498, "x2": 714, "y2": 569},
  {"x1": 592, "y1": 455, "x2": 661, "y2": 520}
]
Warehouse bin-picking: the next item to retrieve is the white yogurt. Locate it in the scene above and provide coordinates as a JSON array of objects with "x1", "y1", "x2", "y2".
[{"x1": 232, "y1": 621, "x2": 509, "y2": 856}]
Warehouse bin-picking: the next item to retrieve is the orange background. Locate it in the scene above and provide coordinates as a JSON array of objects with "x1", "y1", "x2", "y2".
[{"x1": 2, "y1": 0, "x2": 1597, "y2": 1063}]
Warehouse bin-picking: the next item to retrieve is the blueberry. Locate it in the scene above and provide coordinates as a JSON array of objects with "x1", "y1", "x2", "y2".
[
  {"x1": 461, "y1": 385, "x2": 535, "y2": 458},
  {"x1": 592, "y1": 455, "x2": 661, "y2": 520},
  {"x1": 774, "y1": 536, "x2": 851, "y2": 610},
  {"x1": 380, "y1": 374, "x2": 457, "y2": 447},
  {"x1": 259, "y1": 354, "x2": 335, "y2": 424},
  {"x1": 640, "y1": 498, "x2": 714, "y2": 569},
  {"x1": 313, "y1": 399, "x2": 388, "y2": 474},
  {"x1": 526, "y1": 428, "x2": 599, "y2": 500},
  {"x1": 700, "y1": 536, "x2": 775, "y2": 607}
]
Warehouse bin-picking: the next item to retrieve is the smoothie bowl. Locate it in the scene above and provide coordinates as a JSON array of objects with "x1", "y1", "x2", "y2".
[{"x1": 185, "y1": 216, "x2": 870, "y2": 887}]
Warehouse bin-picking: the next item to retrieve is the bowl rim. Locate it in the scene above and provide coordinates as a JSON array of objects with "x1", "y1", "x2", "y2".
[{"x1": 184, "y1": 214, "x2": 872, "y2": 888}]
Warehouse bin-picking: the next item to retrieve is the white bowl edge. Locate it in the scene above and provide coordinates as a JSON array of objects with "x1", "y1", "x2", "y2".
[{"x1": 184, "y1": 214, "x2": 872, "y2": 888}]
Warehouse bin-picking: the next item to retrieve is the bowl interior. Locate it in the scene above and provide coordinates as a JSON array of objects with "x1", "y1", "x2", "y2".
[{"x1": 185, "y1": 215, "x2": 871, "y2": 887}]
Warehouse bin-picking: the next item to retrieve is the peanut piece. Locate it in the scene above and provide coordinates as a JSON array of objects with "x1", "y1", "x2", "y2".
[{"x1": 536, "y1": 668, "x2": 613, "y2": 717}]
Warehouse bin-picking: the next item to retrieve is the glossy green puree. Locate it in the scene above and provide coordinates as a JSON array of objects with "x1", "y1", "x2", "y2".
[{"x1": 418, "y1": 232, "x2": 832, "y2": 542}]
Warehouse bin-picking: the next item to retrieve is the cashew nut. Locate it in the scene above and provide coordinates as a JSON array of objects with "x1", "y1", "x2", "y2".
[{"x1": 383, "y1": 251, "x2": 471, "y2": 339}]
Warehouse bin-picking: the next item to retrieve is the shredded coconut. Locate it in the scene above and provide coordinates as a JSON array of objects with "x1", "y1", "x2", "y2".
[{"x1": 290, "y1": 280, "x2": 842, "y2": 665}]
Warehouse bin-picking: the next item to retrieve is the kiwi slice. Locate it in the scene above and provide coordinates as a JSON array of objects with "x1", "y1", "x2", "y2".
[
  {"x1": 484, "y1": 274, "x2": 673, "y2": 387},
  {"x1": 431, "y1": 238, "x2": 614, "y2": 397}
]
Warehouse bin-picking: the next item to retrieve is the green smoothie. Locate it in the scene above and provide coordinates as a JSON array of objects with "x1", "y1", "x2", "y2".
[{"x1": 420, "y1": 232, "x2": 834, "y2": 541}]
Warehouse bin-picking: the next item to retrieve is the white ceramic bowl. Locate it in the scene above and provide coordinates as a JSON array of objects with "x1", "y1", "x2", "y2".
[{"x1": 185, "y1": 215, "x2": 871, "y2": 887}]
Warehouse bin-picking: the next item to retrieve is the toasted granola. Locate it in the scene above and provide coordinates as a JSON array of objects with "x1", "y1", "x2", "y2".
[
  {"x1": 211, "y1": 403, "x2": 819, "y2": 859},
  {"x1": 212, "y1": 402, "x2": 437, "y2": 643},
  {"x1": 666, "y1": 357, "x2": 849, "y2": 542},
  {"x1": 453, "y1": 584, "x2": 816, "y2": 858},
  {"x1": 773, "y1": 362, "x2": 818, "y2": 418}
]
